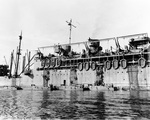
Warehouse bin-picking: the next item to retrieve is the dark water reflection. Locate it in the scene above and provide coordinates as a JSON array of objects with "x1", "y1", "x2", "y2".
[{"x1": 0, "y1": 89, "x2": 150, "y2": 119}]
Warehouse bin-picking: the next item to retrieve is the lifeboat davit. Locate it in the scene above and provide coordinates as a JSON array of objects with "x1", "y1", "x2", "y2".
[
  {"x1": 112, "y1": 59, "x2": 119, "y2": 69},
  {"x1": 44, "y1": 58, "x2": 50, "y2": 68},
  {"x1": 105, "y1": 60, "x2": 111, "y2": 70},
  {"x1": 78, "y1": 62, "x2": 83, "y2": 71},
  {"x1": 138, "y1": 57, "x2": 146, "y2": 68},
  {"x1": 50, "y1": 58, "x2": 56, "y2": 68},
  {"x1": 41, "y1": 59, "x2": 45, "y2": 68},
  {"x1": 56, "y1": 58, "x2": 61, "y2": 67},
  {"x1": 91, "y1": 61, "x2": 97, "y2": 70},
  {"x1": 120, "y1": 59, "x2": 127, "y2": 69},
  {"x1": 84, "y1": 62, "x2": 90, "y2": 71}
]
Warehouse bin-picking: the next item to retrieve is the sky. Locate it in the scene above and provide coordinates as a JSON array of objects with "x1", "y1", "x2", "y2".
[{"x1": 0, "y1": 0, "x2": 150, "y2": 65}]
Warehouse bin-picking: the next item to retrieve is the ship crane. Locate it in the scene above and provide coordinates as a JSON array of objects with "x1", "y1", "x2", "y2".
[{"x1": 66, "y1": 19, "x2": 76, "y2": 44}]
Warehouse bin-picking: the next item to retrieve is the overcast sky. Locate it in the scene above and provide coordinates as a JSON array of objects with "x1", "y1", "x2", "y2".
[{"x1": 0, "y1": 0, "x2": 150, "y2": 64}]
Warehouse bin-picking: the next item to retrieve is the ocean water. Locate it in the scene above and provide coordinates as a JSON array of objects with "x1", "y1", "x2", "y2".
[{"x1": 0, "y1": 89, "x2": 150, "y2": 120}]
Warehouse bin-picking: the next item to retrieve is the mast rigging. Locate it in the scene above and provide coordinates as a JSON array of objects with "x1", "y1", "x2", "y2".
[
  {"x1": 15, "y1": 31, "x2": 22, "y2": 77},
  {"x1": 66, "y1": 19, "x2": 76, "y2": 44}
]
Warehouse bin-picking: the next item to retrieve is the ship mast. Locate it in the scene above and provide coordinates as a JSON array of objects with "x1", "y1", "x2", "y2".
[
  {"x1": 4, "y1": 56, "x2": 8, "y2": 65},
  {"x1": 66, "y1": 19, "x2": 76, "y2": 44},
  {"x1": 15, "y1": 31, "x2": 22, "y2": 78},
  {"x1": 9, "y1": 50, "x2": 14, "y2": 78}
]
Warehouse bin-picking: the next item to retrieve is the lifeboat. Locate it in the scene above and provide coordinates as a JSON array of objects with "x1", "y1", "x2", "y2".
[
  {"x1": 78, "y1": 62, "x2": 83, "y2": 71},
  {"x1": 41, "y1": 59, "x2": 45, "y2": 68},
  {"x1": 105, "y1": 60, "x2": 111, "y2": 70},
  {"x1": 112, "y1": 59, "x2": 119, "y2": 69},
  {"x1": 50, "y1": 58, "x2": 56, "y2": 68},
  {"x1": 44, "y1": 58, "x2": 50, "y2": 68},
  {"x1": 138, "y1": 57, "x2": 146, "y2": 68},
  {"x1": 120, "y1": 59, "x2": 127, "y2": 69},
  {"x1": 91, "y1": 61, "x2": 96, "y2": 70},
  {"x1": 56, "y1": 58, "x2": 62, "y2": 67},
  {"x1": 84, "y1": 62, "x2": 90, "y2": 71}
]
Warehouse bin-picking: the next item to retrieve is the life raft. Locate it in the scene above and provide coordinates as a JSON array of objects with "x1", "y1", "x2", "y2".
[
  {"x1": 78, "y1": 62, "x2": 83, "y2": 71},
  {"x1": 138, "y1": 57, "x2": 146, "y2": 68},
  {"x1": 105, "y1": 60, "x2": 111, "y2": 70},
  {"x1": 84, "y1": 62, "x2": 90, "y2": 71},
  {"x1": 120, "y1": 59, "x2": 127, "y2": 69},
  {"x1": 112, "y1": 59, "x2": 119, "y2": 69},
  {"x1": 91, "y1": 61, "x2": 97, "y2": 70}
]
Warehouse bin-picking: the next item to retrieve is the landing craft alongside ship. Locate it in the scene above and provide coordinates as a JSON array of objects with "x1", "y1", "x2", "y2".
[{"x1": 31, "y1": 32, "x2": 150, "y2": 91}]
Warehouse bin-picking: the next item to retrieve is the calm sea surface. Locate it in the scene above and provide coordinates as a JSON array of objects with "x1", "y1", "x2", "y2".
[{"x1": 0, "y1": 89, "x2": 150, "y2": 119}]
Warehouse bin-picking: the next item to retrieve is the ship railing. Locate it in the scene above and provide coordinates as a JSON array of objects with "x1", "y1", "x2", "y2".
[
  {"x1": 38, "y1": 49, "x2": 150, "y2": 70},
  {"x1": 117, "y1": 33, "x2": 148, "y2": 39},
  {"x1": 61, "y1": 51, "x2": 150, "y2": 60},
  {"x1": 38, "y1": 33, "x2": 148, "y2": 50},
  {"x1": 38, "y1": 37, "x2": 116, "y2": 49},
  {"x1": 60, "y1": 51, "x2": 150, "y2": 66}
]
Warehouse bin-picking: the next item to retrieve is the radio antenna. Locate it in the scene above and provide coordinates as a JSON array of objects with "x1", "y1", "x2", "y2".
[{"x1": 66, "y1": 19, "x2": 76, "y2": 44}]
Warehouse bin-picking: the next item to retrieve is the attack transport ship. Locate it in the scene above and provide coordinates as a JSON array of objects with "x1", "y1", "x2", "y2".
[{"x1": 32, "y1": 32, "x2": 150, "y2": 90}]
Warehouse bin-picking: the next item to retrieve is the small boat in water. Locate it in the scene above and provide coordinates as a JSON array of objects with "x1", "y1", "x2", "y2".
[
  {"x1": 15, "y1": 86, "x2": 23, "y2": 90},
  {"x1": 83, "y1": 84, "x2": 90, "y2": 91},
  {"x1": 83, "y1": 87, "x2": 90, "y2": 91},
  {"x1": 49, "y1": 84, "x2": 59, "y2": 91}
]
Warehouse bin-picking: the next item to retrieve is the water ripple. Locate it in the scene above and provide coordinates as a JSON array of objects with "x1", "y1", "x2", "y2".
[{"x1": 0, "y1": 89, "x2": 150, "y2": 119}]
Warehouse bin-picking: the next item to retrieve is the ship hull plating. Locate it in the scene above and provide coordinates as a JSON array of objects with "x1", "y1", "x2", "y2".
[{"x1": 30, "y1": 52, "x2": 150, "y2": 91}]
